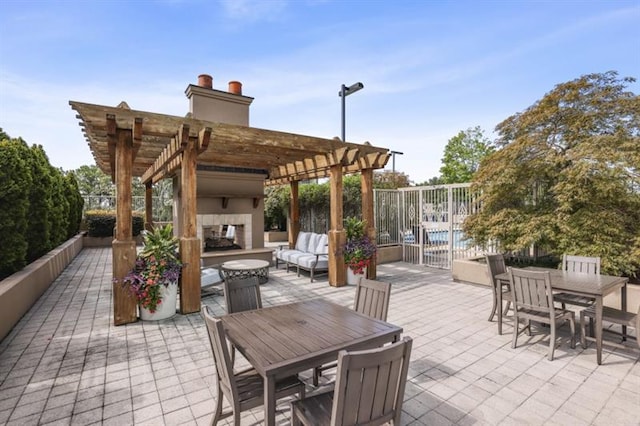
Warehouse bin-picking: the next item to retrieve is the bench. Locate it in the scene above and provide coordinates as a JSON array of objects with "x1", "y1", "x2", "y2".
[{"x1": 275, "y1": 232, "x2": 328, "y2": 282}]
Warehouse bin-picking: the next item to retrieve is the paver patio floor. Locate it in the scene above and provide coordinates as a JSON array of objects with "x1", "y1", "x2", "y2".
[{"x1": 1, "y1": 248, "x2": 638, "y2": 425}]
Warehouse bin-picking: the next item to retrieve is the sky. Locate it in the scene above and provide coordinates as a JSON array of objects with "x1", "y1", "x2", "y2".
[{"x1": 1, "y1": 0, "x2": 638, "y2": 184}]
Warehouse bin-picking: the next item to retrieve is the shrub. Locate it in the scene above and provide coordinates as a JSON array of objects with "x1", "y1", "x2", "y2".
[
  {"x1": 26, "y1": 145, "x2": 53, "y2": 261},
  {"x1": 86, "y1": 210, "x2": 144, "y2": 237}
]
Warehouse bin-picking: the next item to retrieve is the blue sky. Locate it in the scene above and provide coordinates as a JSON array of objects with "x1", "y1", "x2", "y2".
[{"x1": 1, "y1": 0, "x2": 638, "y2": 184}]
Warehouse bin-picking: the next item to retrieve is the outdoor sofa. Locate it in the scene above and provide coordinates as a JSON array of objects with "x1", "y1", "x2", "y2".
[{"x1": 275, "y1": 231, "x2": 328, "y2": 282}]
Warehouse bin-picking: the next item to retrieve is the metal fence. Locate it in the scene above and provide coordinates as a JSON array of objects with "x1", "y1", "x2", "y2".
[{"x1": 374, "y1": 183, "x2": 496, "y2": 269}]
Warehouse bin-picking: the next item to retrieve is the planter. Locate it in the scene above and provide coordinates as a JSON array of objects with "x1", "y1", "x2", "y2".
[
  {"x1": 139, "y1": 282, "x2": 178, "y2": 321},
  {"x1": 347, "y1": 267, "x2": 367, "y2": 285}
]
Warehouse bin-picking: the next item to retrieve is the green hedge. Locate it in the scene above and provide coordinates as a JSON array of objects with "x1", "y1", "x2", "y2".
[
  {"x1": 86, "y1": 210, "x2": 144, "y2": 237},
  {"x1": 0, "y1": 130, "x2": 84, "y2": 280}
]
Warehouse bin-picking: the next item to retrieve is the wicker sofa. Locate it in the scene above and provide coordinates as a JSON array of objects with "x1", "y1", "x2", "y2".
[{"x1": 275, "y1": 232, "x2": 329, "y2": 282}]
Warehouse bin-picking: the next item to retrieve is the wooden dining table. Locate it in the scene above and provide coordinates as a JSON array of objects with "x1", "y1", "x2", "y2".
[
  {"x1": 219, "y1": 298, "x2": 403, "y2": 426},
  {"x1": 496, "y1": 267, "x2": 628, "y2": 365}
]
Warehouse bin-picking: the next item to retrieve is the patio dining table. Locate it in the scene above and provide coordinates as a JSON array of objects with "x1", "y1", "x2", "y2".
[
  {"x1": 218, "y1": 298, "x2": 403, "y2": 426},
  {"x1": 496, "y1": 267, "x2": 628, "y2": 365}
]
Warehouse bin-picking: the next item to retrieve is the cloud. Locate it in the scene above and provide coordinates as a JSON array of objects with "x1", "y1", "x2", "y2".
[{"x1": 218, "y1": 0, "x2": 289, "y2": 23}]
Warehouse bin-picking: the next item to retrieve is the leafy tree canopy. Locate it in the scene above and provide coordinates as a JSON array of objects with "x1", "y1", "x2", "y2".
[
  {"x1": 464, "y1": 71, "x2": 640, "y2": 276},
  {"x1": 373, "y1": 170, "x2": 412, "y2": 189},
  {"x1": 439, "y1": 126, "x2": 494, "y2": 184}
]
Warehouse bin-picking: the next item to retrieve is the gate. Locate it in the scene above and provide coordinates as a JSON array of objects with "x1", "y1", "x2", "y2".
[{"x1": 375, "y1": 183, "x2": 487, "y2": 269}]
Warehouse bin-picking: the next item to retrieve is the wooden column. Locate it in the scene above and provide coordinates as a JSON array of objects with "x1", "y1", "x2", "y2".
[
  {"x1": 144, "y1": 181, "x2": 153, "y2": 231},
  {"x1": 361, "y1": 168, "x2": 377, "y2": 279},
  {"x1": 288, "y1": 180, "x2": 300, "y2": 249},
  {"x1": 328, "y1": 164, "x2": 346, "y2": 286},
  {"x1": 179, "y1": 134, "x2": 201, "y2": 314},
  {"x1": 112, "y1": 128, "x2": 137, "y2": 325}
]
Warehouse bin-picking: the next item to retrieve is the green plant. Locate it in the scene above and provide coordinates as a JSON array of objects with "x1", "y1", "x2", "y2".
[
  {"x1": 85, "y1": 210, "x2": 144, "y2": 237},
  {"x1": 343, "y1": 217, "x2": 376, "y2": 274},
  {"x1": 121, "y1": 224, "x2": 182, "y2": 312}
]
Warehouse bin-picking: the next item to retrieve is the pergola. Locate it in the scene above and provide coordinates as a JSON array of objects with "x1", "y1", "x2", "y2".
[{"x1": 70, "y1": 100, "x2": 390, "y2": 325}]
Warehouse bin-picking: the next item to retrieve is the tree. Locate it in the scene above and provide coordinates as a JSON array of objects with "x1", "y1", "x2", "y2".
[
  {"x1": 464, "y1": 71, "x2": 640, "y2": 276},
  {"x1": 373, "y1": 170, "x2": 411, "y2": 189},
  {"x1": 26, "y1": 145, "x2": 53, "y2": 260},
  {"x1": 439, "y1": 126, "x2": 494, "y2": 183},
  {"x1": 74, "y1": 165, "x2": 114, "y2": 196},
  {"x1": 0, "y1": 136, "x2": 32, "y2": 278},
  {"x1": 415, "y1": 176, "x2": 444, "y2": 186}
]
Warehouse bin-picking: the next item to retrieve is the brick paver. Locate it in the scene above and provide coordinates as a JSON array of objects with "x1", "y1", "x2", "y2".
[{"x1": 0, "y1": 248, "x2": 638, "y2": 425}]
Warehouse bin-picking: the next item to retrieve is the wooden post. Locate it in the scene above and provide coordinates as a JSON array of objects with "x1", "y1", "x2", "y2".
[
  {"x1": 361, "y1": 168, "x2": 377, "y2": 279},
  {"x1": 144, "y1": 181, "x2": 153, "y2": 231},
  {"x1": 179, "y1": 134, "x2": 201, "y2": 314},
  {"x1": 329, "y1": 164, "x2": 346, "y2": 286},
  {"x1": 288, "y1": 180, "x2": 300, "y2": 249},
  {"x1": 112, "y1": 129, "x2": 137, "y2": 325}
]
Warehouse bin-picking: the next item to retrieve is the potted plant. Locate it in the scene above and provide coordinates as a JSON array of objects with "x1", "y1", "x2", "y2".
[
  {"x1": 122, "y1": 224, "x2": 182, "y2": 320},
  {"x1": 343, "y1": 217, "x2": 377, "y2": 285}
]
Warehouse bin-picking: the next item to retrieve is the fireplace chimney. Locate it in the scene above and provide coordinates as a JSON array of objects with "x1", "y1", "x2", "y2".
[{"x1": 185, "y1": 73, "x2": 253, "y2": 124}]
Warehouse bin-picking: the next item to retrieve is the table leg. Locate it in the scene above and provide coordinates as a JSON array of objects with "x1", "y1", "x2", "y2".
[
  {"x1": 595, "y1": 296, "x2": 603, "y2": 365},
  {"x1": 622, "y1": 282, "x2": 628, "y2": 341},
  {"x1": 264, "y1": 375, "x2": 276, "y2": 426}
]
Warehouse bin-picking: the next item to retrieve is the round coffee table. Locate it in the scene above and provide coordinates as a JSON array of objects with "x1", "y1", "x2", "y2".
[{"x1": 221, "y1": 259, "x2": 270, "y2": 284}]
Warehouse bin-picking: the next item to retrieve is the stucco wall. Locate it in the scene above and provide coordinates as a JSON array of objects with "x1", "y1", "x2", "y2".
[{"x1": 0, "y1": 234, "x2": 84, "y2": 342}]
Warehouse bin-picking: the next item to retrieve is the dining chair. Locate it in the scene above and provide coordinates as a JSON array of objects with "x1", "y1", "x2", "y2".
[
  {"x1": 223, "y1": 276, "x2": 262, "y2": 314},
  {"x1": 509, "y1": 267, "x2": 576, "y2": 361},
  {"x1": 555, "y1": 254, "x2": 600, "y2": 309},
  {"x1": 292, "y1": 337, "x2": 412, "y2": 426},
  {"x1": 223, "y1": 276, "x2": 262, "y2": 364},
  {"x1": 201, "y1": 306, "x2": 305, "y2": 425},
  {"x1": 312, "y1": 277, "x2": 392, "y2": 386},
  {"x1": 580, "y1": 304, "x2": 640, "y2": 350},
  {"x1": 485, "y1": 253, "x2": 512, "y2": 335}
]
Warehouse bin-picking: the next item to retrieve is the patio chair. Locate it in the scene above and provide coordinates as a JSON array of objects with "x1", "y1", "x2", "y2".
[
  {"x1": 580, "y1": 305, "x2": 640, "y2": 350},
  {"x1": 201, "y1": 306, "x2": 305, "y2": 425},
  {"x1": 485, "y1": 254, "x2": 512, "y2": 335},
  {"x1": 292, "y1": 337, "x2": 412, "y2": 426},
  {"x1": 223, "y1": 276, "x2": 262, "y2": 314},
  {"x1": 509, "y1": 268, "x2": 576, "y2": 361},
  {"x1": 312, "y1": 277, "x2": 391, "y2": 386},
  {"x1": 555, "y1": 254, "x2": 600, "y2": 309},
  {"x1": 554, "y1": 254, "x2": 600, "y2": 334}
]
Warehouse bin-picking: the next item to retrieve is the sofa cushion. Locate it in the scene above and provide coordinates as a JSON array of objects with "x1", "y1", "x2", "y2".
[
  {"x1": 295, "y1": 232, "x2": 311, "y2": 252},
  {"x1": 297, "y1": 254, "x2": 329, "y2": 270},
  {"x1": 307, "y1": 233, "x2": 323, "y2": 254},
  {"x1": 313, "y1": 234, "x2": 328, "y2": 254}
]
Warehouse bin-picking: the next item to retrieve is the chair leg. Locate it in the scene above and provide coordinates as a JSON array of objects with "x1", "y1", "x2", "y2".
[
  {"x1": 488, "y1": 284, "x2": 498, "y2": 322},
  {"x1": 312, "y1": 367, "x2": 320, "y2": 386},
  {"x1": 503, "y1": 300, "x2": 511, "y2": 316},
  {"x1": 549, "y1": 321, "x2": 556, "y2": 361},
  {"x1": 569, "y1": 316, "x2": 576, "y2": 349},
  {"x1": 291, "y1": 403, "x2": 302, "y2": 426},
  {"x1": 211, "y1": 384, "x2": 223, "y2": 426},
  {"x1": 511, "y1": 315, "x2": 519, "y2": 349},
  {"x1": 589, "y1": 317, "x2": 595, "y2": 338},
  {"x1": 580, "y1": 311, "x2": 588, "y2": 349},
  {"x1": 525, "y1": 319, "x2": 531, "y2": 336}
]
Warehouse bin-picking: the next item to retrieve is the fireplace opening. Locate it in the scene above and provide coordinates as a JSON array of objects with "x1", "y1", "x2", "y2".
[{"x1": 203, "y1": 224, "x2": 244, "y2": 252}]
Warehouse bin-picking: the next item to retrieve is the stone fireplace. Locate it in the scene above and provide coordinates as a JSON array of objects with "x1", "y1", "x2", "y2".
[{"x1": 197, "y1": 213, "x2": 253, "y2": 251}]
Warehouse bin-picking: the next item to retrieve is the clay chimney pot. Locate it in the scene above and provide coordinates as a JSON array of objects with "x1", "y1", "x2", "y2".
[
  {"x1": 228, "y1": 81, "x2": 242, "y2": 95},
  {"x1": 198, "y1": 74, "x2": 213, "y2": 89}
]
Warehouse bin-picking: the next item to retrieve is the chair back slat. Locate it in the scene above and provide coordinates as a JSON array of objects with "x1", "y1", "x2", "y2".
[
  {"x1": 201, "y1": 306, "x2": 238, "y2": 403},
  {"x1": 509, "y1": 268, "x2": 554, "y2": 314},
  {"x1": 331, "y1": 337, "x2": 412, "y2": 426},
  {"x1": 224, "y1": 276, "x2": 262, "y2": 314},
  {"x1": 563, "y1": 254, "x2": 600, "y2": 275},
  {"x1": 486, "y1": 254, "x2": 507, "y2": 286},
  {"x1": 354, "y1": 278, "x2": 391, "y2": 321}
]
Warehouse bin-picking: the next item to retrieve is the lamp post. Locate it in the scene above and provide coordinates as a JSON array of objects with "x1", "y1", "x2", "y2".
[
  {"x1": 339, "y1": 82, "x2": 364, "y2": 142},
  {"x1": 390, "y1": 150, "x2": 404, "y2": 174}
]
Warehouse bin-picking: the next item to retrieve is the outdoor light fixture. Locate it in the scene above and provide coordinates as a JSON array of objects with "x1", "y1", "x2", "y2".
[
  {"x1": 339, "y1": 82, "x2": 364, "y2": 142},
  {"x1": 390, "y1": 150, "x2": 404, "y2": 174}
]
